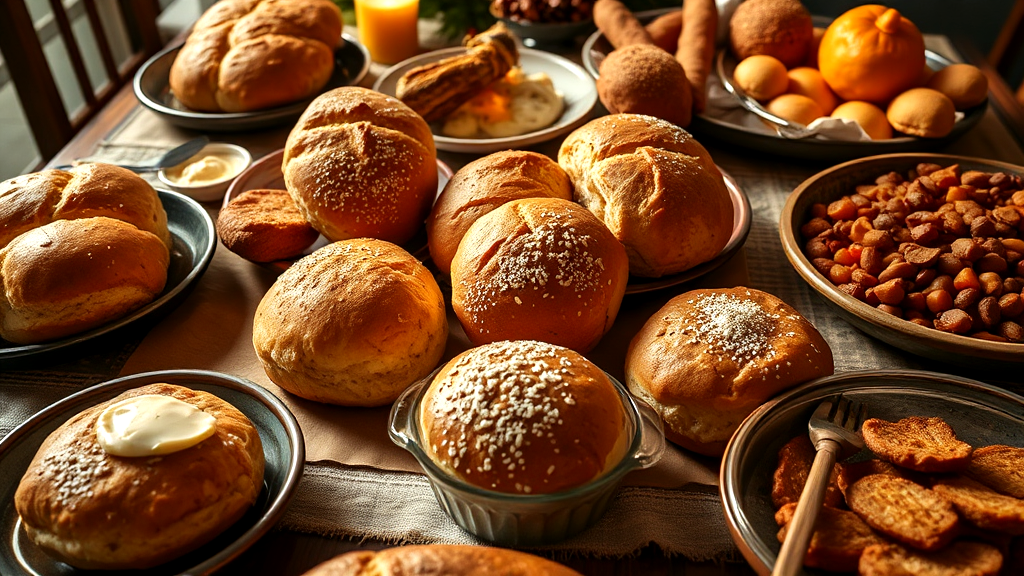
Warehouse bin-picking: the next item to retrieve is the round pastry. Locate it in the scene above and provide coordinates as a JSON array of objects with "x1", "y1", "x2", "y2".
[
  {"x1": 786, "y1": 67, "x2": 838, "y2": 114},
  {"x1": 558, "y1": 114, "x2": 734, "y2": 278},
  {"x1": 733, "y1": 55, "x2": 789, "y2": 102},
  {"x1": 449, "y1": 198, "x2": 628, "y2": 353},
  {"x1": 253, "y1": 238, "x2": 447, "y2": 406},
  {"x1": 427, "y1": 150, "x2": 572, "y2": 275},
  {"x1": 625, "y1": 287, "x2": 834, "y2": 456},
  {"x1": 831, "y1": 101, "x2": 892, "y2": 140},
  {"x1": 927, "y1": 63, "x2": 988, "y2": 110},
  {"x1": 886, "y1": 88, "x2": 956, "y2": 138},
  {"x1": 766, "y1": 93, "x2": 825, "y2": 126},
  {"x1": 729, "y1": 0, "x2": 814, "y2": 68},
  {"x1": 302, "y1": 545, "x2": 582, "y2": 576},
  {"x1": 169, "y1": 0, "x2": 342, "y2": 112},
  {"x1": 217, "y1": 188, "x2": 320, "y2": 263},
  {"x1": 597, "y1": 44, "x2": 692, "y2": 128},
  {"x1": 14, "y1": 383, "x2": 264, "y2": 570},
  {"x1": 419, "y1": 341, "x2": 629, "y2": 494},
  {"x1": 0, "y1": 217, "x2": 169, "y2": 344},
  {"x1": 283, "y1": 87, "x2": 438, "y2": 245}
]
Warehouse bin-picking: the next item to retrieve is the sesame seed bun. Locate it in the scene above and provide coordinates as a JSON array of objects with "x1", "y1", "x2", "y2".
[{"x1": 625, "y1": 287, "x2": 834, "y2": 456}]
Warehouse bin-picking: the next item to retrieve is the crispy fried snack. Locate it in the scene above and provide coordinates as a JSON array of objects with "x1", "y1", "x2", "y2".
[
  {"x1": 771, "y1": 435, "x2": 844, "y2": 509},
  {"x1": 846, "y1": 474, "x2": 959, "y2": 551},
  {"x1": 862, "y1": 417, "x2": 973, "y2": 473},
  {"x1": 775, "y1": 504, "x2": 887, "y2": 571},
  {"x1": 837, "y1": 459, "x2": 908, "y2": 495},
  {"x1": 858, "y1": 541, "x2": 1003, "y2": 576},
  {"x1": 966, "y1": 445, "x2": 1024, "y2": 499},
  {"x1": 932, "y1": 476, "x2": 1024, "y2": 535}
]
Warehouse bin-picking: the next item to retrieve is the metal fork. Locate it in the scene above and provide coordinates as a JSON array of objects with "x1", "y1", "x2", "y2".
[{"x1": 772, "y1": 395, "x2": 867, "y2": 576}]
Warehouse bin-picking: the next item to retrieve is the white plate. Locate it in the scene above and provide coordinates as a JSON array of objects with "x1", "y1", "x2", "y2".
[{"x1": 373, "y1": 48, "x2": 597, "y2": 154}]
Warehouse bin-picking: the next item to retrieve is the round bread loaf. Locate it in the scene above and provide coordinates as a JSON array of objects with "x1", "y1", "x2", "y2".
[
  {"x1": 14, "y1": 383, "x2": 264, "y2": 570},
  {"x1": 625, "y1": 287, "x2": 834, "y2": 456},
  {"x1": 0, "y1": 217, "x2": 169, "y2": 344},
  {"x1": 0, "y1": 163, "x2": 171, "y2": 250},
  {"x1": 450, "y1": 198, "x2": 628, "y2": 353},
  {"x1": 302, "y1": 545, "x2": 582, "y2": 576},
  {"x1": 283, "y1": 87, "x2": 438, "y2": 245},
  {"x1": 426, "y1": 150, "x2": 572, "y2": 275},
  {"x1": 168, "y1": 0, "x2": 342, "y2": 112},
  {"x1": 420, "y1": 341, "x2": 629, "y2": 495},
  {"x1": 558, "y1": 114, "x2": 734, "y2": 278},
  {"x1": 597, "y1": 44, "x2": 692, "y2": 128},
  {"x1": 253, "y1": 238, "x2": 447, "y2": 406},
  {"x1": 217, "y1": 188, "x2": 319, "y2": 262}
]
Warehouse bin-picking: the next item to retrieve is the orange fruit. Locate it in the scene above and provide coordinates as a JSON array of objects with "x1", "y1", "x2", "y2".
[
  {"x1": 831, "y1": 101, "x2": 892, "y2": 140},
  {"x1": 767, "y1": 94, "x2": 825, "y2": 126},
  {"x1": 786, "y1": 67, "x2": 839, "y2": 114},
  {"x1": 734, "y1": 55, "x2": 789, "y2": 102}
]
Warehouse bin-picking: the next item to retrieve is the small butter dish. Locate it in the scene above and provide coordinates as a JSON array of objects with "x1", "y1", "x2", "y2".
[{"x1": 158, "y1": 142, "x2": 252, "y2": 202}]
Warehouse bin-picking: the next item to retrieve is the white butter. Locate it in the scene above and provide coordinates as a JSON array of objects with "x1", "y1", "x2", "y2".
[
  {"x1": 166, "y1": 154, "x2": 240, "y2": 186},
  {"x1": 96, "y1": 394, "x2": 217, "y2": 457}
]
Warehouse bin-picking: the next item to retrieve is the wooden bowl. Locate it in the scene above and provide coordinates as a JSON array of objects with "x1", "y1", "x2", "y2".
[{"x1": 780, "y1": 153, "x2": 1024, "y2": 371}]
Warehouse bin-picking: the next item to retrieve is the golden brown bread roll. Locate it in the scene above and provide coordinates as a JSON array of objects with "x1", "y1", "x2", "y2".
[
  {"x1": 302, "y1": 545, "x2": 582, "y2": 575},
  {"x1": 15, "y1": 383, "x2": 264, "y2": 570},
  {"x1": 217, "y1": 188, "x2": 319, "y2": 262},
  {"x1": 420, "y1": 341, "x2": 629, "y2": 495},
  {"x1": 450, "y1": 198, "x2": 628, "y2": 353},
  {"x1": 253, "y1": 238, "x2": 447, "y2": 406},
  {"x1": 283, "y1": 87, "x2": 438, "y2": 245},
  {"x1": 926, "y1": 64, "x2": 988, "y2": 110},
  {"x1": 558, "y1": 114, "x2": 733, "y2": 278},
  {"x1": 597, "y1": 44, "x2": 692, "y2": 128},
  {"x1": 0, "y1": 217, "x2": 169, "y2": 344},
  {"x1": 426, "y1": 150, "x2": 572, "y2": 275},
  {"x1": 169, "y1": 0, "x2": 342, "y2": 112},
  {"x1": 886, "y1": 88, "x2": 956, "y2": 138},
  {"x1": 625, "y1": 287, "x2": 834, "y2": 456}
]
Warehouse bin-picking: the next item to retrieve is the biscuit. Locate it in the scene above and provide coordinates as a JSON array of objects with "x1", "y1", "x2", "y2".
[
  {"x1": 858, "y1": 541, "x2": 1003, "y2": 576},
  {"x1": 846, "y1": 474, "x2": 959, "y2": 551},
  {"x1": 931, "y1": 476, "x2": 1024, "y2": 535},
  {"x1": 775, "y1": 503, "x2": 887, "y2": 571},
  {"x1": 862, "y1": 417, "x2": 973, "y2": 473},
  {"x1": 771, "y1": 435, "x2": 844, "y2": 509},
  {"x1": 966, "y1": 445, "x2": 1024, "y2": 499},
  {"x1": 217, "y1": 188, "x2": 319, "y2": 262}
]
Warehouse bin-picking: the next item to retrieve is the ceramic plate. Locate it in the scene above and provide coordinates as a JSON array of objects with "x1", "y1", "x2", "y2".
[
  {"x1": 0, "y1": 369, "x2": 305, "y2": 576},
  {"x1": 134, "y1": 34, "x2": 370, "y2": 132},
  {"x1": 223, "y1": 149, "x2": 454, "y2": 270},
  {"x1": 0, "y1": 191, "x2": 215, "y2": 367},
  {"x1": 780, "y1": 153, "x2": 1024, "y2": 370},
  {"x1": 625, "y1": 166, "x2": 751, "y2": 294},
  {"x1": 373, "y1": 48, "x2": 598, "y2": 154},
  {"x1": 720, "y1": 369, "x2": 1024, "y2": 576}
]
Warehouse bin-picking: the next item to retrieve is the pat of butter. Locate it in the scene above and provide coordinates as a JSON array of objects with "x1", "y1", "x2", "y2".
[
  {"x1": 96, "y1": 394, "x2": 217, "y2": 457},
  {"x1": 166, "y1": 154, "x2": 239, "y2": 186}
]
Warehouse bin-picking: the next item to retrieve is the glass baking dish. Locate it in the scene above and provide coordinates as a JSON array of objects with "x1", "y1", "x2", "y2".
[{"x1": 389, "y1": 368, "x2": 665, "y2": 546}]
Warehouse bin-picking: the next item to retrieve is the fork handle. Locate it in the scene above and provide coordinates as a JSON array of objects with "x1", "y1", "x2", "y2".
[{"x1": 771, "y1": 438, "x2": 841, "y2": 576}]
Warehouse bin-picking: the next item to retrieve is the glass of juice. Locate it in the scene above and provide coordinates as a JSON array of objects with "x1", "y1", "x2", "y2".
[{"x1": 353, "y1": 0, "x2": 420, "y2": 65}]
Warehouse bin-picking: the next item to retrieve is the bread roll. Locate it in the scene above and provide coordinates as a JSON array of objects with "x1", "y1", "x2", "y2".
[
  {"x1": 625, "y1": 287, "x2": 833, "y2": 456},
  {"x1": 302, "y1": 545, "x2": 582, "y2": 576},
  {"x1": 426, "y1": 150, "x2": 572, "y2": 275},
  {"x1": 0, "y1": 163, "x2": 171, "y2": 251},
  {"x1": 558, "y1": 114, "x2": 733, "y2": 278},
  {"x1": 15, "y1": 383, "x2": 264, "y2": 570},
  {"x1": 283, "y1": 87, "x2": 438, "y2": 245},
  {"x1": 169, "y1": 0, "x2": 342, "y2": 112},
  {"x1": 217, "y1": 188, "x2": 319, "y2": 262},
  {"x1": 597, "y1": 44, "x2": 692, "y2": 128},
  {"x1": 0, "y1": 217, "x2": 169, "y2": 344},
  {"x1": 253, "y1": 238, "x2": 447, "y2": 406},
  {"x1": 420, "y1": 341, "x2": 629, "y2": 495},
  {"x1": 450, "y1": 198, "x2": 628, "y2": 353}
]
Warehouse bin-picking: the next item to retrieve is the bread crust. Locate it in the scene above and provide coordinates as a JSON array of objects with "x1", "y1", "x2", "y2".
[
  {"x1": 862, "y1": 417, "x2": 973, "y2": 473},
  {"x1": 301, "y1": 545, "x2": 582, "y2": 576},
  {"x1": 217, "y1": 188, "x2": 319, "y2": 262},
  {"x1": 846, "y1": 474, "x2": 959, "y2": 551},
  {"x1": 14, "y1": 383, "x2": 264, "y2": 570},
  {"x1": 859, "y1": 541, "x2": 1004, "y2": 576}
]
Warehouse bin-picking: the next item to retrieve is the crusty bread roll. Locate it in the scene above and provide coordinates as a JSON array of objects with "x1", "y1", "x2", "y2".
[
  {"x1": 420, "y1": 341, "x2": 629, "y2": 495},
  {"x1": 426, "y1": 150, "x2": 572, "y2": 275},
  {"x1": 217, "y1": 188, "x2": 319, "y2": 262},
  {"x1": 625, "y1": 287, "x2": 833, "y2": 456},
  {"x1": 558, "y1": 114, "x2": 733, "y2": 278},
  {"x1": 283, "y1": 87, "x2": 438, "y2": 245},
  {"x1": 253, "y1": 238, "x2": 447, "y2": 406},
  {"x1": 169, "y1": 0, "x2": 342, "y2": 112},
  {"x1": 597, "y1": 44, "x2": 692, "y2": 128},
  {"x1": 450, "y1": 198, "x2": 628, "y2": 353},
  {"x1": 15, "y1": 383, "x2": 264, "y2": 570},
  {"x1": 0, "y1": 217, "x2": 169, "y2": 344},
  {"x1": 302, "y1": 545, "x2": 582, "y2": 576},
  {"x1": 0, "y1": 163, "x2": 171, "y2": 251}
]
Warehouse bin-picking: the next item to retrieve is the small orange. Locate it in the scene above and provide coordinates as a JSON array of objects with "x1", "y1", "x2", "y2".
[
  {"x1": 831, "y1": 101, "x2": 892, "y2": 140},
  {"x1": 767, "y1": 93, "x2": 825, "y2": 126},
  {"x1": 786, "y1": 67, "x2": 839, "y2": 114},
  {"x1": 734, "y1": 55, "x2": 789, "y2": 101}
]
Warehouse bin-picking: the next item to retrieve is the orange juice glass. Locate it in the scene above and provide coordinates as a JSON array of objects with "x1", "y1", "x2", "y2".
[{"x1": 354, "y1": 0, "x2": 420, "y2": 65}]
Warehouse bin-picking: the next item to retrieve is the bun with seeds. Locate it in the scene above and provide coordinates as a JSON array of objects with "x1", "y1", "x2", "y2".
[
  {"x1": 625, "y1": 287, "x2": 833, "y2": 456},
  {"x1": 301, "y1": 545, "x2": 582, "y2": 575},
  {"x1": 419, "y1": 340, "x2": 630, "y2": 495},
  {"x1": 282, "y1": 86, "x2": 438, "y2": 245}
]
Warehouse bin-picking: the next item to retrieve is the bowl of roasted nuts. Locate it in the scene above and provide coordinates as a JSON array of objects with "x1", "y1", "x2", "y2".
[
  {"x1": 781, "y1": 153, "x2": 1024, "y2": 370},
  {"x1": 491, "y1": 0, "x2": 595, "y2": 45}
]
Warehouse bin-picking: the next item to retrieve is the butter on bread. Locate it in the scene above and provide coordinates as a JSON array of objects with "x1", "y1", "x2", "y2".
[{"x1": 862, "y1": 416, "x2": 973, "y2": 472}]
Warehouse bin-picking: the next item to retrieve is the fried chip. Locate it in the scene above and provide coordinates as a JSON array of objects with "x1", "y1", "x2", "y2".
[
  {"x1": 862, "y1": 417, "x2": 972, "y2": 473},
  {"x1": 775, "y1": 504, "x2": 887, "y2": 571},
  {"x1": 966, "y1": 445, "x2": 1024, "y2": 499},
  {"x1": 858, "y1": 541, "x2": 1003, "y2": 576},
  {"x1": 932, "y1": 476, "x2": 1024, "y2": 535},
  {"x1": 771, "y1": 434, "x2": 844, "y2": 509},
  {"x1": 846, "y1": 474, "x2": 958, "y2": 551}
]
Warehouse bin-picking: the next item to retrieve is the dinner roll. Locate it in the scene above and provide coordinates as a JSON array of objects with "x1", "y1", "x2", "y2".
[
  {"x1": 625, "y1": 287, "x2": 833, "y2": 456},
  {"x1": 597, "y1": 44, "x2": 692, "y2": 128},
  {"x1": 302, "y1": 545, "x2": 582, "y2": 575},
  {"x1": 427, "y1": 150, "x2": 572, "y2": 275},
  {"x1": 217, "y1": 188, "x2": 319, "y2": 262},
  {"x1": 886, "y1": 88, "x2": 956, "y2": 138},
  {"x1": 558, "y1": 114, "x2": 733, "y2": 278},
  {"x1": 253, "y1": 238, "x2": 447, "y2": 406},
  {"x1": 15, "y1": 383, "x2": 264, "y2": 570},
  {"x1": 450, "y1": 198, "x2": 628, "y2": 353},
  {"x1": 169, "y1": 0, "x2": 342, "y2": 112},
  {"x1": 283, "y1": 87, "x2": 438, "y2": 245},
  {"x1": 926, "y1": 63, "x2": 988, "y2": 111},
  {"x1": 420, "y1": 341, "x2": 629, "y2": 495},
  {"x1": 0, "y1": 217, "x2": 169, "y2": 344}
]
